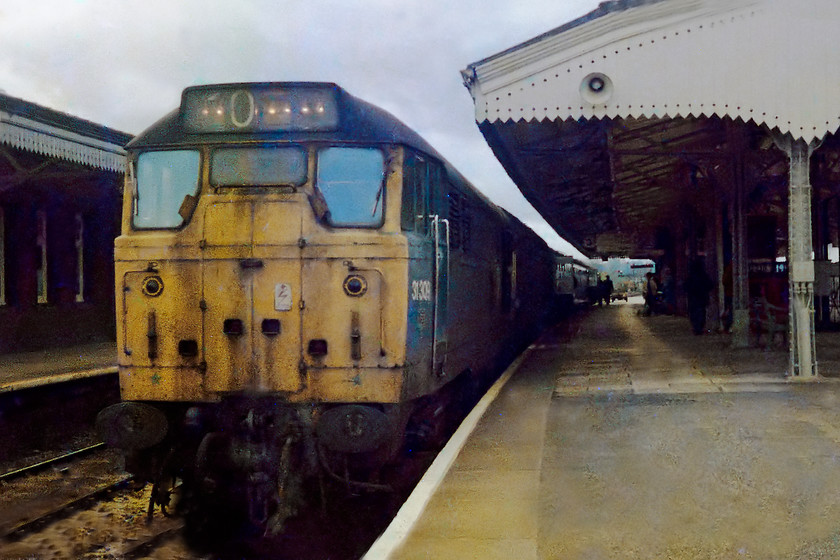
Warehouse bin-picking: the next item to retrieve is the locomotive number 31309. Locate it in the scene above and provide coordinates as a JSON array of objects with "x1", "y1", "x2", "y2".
[{"x1": 411, "y1": 280, "x2": 432, "y2": 302}]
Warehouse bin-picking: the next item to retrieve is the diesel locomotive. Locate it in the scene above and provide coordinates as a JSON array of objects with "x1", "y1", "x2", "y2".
[{"x1": 97, "y1": 82, "x2": 561, "y2": 534}]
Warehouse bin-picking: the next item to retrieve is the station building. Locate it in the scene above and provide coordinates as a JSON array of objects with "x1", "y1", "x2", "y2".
[
  {"x1": 0, "y1": 92, "x2": 131, "y2": 353},
  {"x1": 462, "y1": 0, "x2": 840, "y2": 378}
]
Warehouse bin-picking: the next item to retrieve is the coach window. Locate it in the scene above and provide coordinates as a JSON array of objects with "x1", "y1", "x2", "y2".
[
  {"x1": 36, "y1": 209, "x2": 47, "y2": 304},
  {"x1": 74, "y1": 213, "x2": 85, "y2": 303},
  {"x1": 134, "y1": 150, "x2": 200, "y2": 229},
  {"x1": 500, "y1": 232, "x2": 513, "y2": 312},
  {"x1": 511, "y1": 251, "x2": 518, "y2": 304},
  {"x1": 316, "y1": 147, "x2": 385, "y2": 227},
  {"x1": 0, "y1": 207, "x2": 5, "y2": 306}
]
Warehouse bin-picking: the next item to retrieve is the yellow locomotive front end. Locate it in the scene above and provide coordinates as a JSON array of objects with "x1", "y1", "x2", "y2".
[{"x1": 115, "y1": 144, "x2": 408, "y2": 406}]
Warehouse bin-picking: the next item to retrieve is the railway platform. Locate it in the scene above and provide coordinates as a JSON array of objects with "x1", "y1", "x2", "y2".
[
  {"x1": 0, "y1": 341, "x2": 116, "y2": 393},
  {"x1": 367, "y1": 300, "x2": 840, "y2": 559}
]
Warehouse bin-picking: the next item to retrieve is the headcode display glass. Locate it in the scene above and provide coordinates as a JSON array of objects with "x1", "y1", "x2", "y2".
[{"x1": 182, "y1": 85, "x2": 339, "y2": 133}]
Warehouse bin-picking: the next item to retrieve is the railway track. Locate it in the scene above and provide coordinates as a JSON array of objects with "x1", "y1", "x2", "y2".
[
  {"x1": 0, "y1": 442, "x2": 107, "y2": 483},
  {"x1": 0, "y1": 374, "x2": 198, "y2": 558},
  {"x1": 0, "y1": 444, "x2": 196, "y2": 559},
  {"x1": 2, "y1": 475, "x2": 135, "y2": 540},
  {"x1": 1, "y1": 482, "x2": 191, "y2": 559},
  {"x1": 0, "y1": 445, "x2": 440, "y2": 559},
  {"x1": 0, "y1": 372, "x2": 120, "y2": 470},
  {"x1": 120, "y1": 525, "x2": 187, "y2": 559}
]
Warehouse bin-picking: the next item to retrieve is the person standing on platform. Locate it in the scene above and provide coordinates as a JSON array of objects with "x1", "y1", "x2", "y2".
[
  {"x1": 596, "y1": 275, "x2": 605, "y2": 306},
  {"x1": 603, "y1": 275, "x2": 614, "y2": 305},
  {"x1": 686, "y1": 260, "x2": 714, "y2": 335},
  {"x1": 643, "y1": 272, "x2": 658, "y2": 316},
  {"x1": 661, "y1": 266, "x2": 675, "y2": 314}
]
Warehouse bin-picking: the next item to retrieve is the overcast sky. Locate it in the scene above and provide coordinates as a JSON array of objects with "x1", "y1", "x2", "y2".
[{"x1": 0, "y1": 0, "x2": 601, "y2": 258}]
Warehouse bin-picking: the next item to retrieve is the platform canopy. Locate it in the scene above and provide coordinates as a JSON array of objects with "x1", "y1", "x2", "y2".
[
  {"x1": 0, "y1": 92, "x2": 130, "y2": 174},
  {"x1": 461, "y1": 0, "x2": 840, "y2": 257}
]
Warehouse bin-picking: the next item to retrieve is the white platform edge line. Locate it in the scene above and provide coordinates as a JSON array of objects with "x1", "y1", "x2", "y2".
[{"x1": 362, "y1": 346, "x2": 534, "y2": 559}]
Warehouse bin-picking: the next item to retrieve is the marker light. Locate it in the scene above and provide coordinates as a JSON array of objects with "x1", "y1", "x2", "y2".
[
  {"x1": 182, "y1": 84, "x2": 339, "y2": 133},
  {"x1": 343, "y1": 275, "x2": 368, "y2": 297},
  {"x1": 141, "y1": 276, "x2": 164, "y2": 297}
]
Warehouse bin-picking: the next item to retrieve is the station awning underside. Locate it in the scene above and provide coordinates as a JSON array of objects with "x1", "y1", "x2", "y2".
[
  {"x1": 478, "y1": 114, "x2": 795, "y2": 257},
  {"x1": 463, "y1": 0, "x2": 840, "y2": 258}
]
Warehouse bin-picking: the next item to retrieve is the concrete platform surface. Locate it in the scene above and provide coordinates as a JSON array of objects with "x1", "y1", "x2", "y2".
[
  {"x1": 0, "y1": 341, "x2": 116, "y2": 392},
  {"x1": 369, "y1": 303, "x2": 840, "y2": 559}
]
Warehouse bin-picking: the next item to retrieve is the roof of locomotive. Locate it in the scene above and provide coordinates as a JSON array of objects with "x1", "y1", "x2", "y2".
[
  {"x1": 127, "y1": 82, "x2": 442, "y2": 155},
  {"x1": 128, "y1": 83, "x2": 474, "y2": 197}
]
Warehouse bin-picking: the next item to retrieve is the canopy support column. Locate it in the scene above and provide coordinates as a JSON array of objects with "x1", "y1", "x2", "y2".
[
  {"x1": 785, "y1": 138, "x2": 818, "y2": 378},
  {"x1": 730, "y1": 154, "x2": 750, "y2": 348}
]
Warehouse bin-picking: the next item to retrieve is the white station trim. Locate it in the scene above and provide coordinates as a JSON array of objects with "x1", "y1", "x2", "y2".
[
  {"x1": 464, "y1": 0, "x2": 840, "y2": 143},
  {"x1": 0, "y1": 111, "x2": 126, "y2": 172}
]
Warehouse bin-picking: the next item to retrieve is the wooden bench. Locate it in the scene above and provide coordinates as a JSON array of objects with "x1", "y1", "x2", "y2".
[{"x1": 750, "y1": 298, "x2": 787, "y2": 347}]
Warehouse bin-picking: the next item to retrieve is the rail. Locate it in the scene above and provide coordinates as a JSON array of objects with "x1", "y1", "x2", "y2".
[
  {"x1": 2, "y1": 476, "x2": 134, "y2": 540},
  {"x1": 0, "y1": 442, "x2": 106, "y2": 482}
]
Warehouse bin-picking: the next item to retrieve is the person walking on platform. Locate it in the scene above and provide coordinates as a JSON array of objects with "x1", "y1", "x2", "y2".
[{"x1": 686, "y1": 260, "x2": 714, "y2": 335}]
